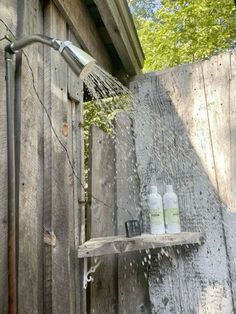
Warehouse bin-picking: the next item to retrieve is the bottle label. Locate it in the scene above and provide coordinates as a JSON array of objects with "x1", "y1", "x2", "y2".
[
  {"x1": 150, "y1": 208, "x2": 164, "y2": 226},
  {"x1": 165, "y1": 208, "x2": 180, "y2": 225}
]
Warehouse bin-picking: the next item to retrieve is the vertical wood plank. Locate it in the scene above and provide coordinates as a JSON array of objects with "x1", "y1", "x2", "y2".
[
  {"x1": 202, "y1": 51, "x2": 236, "y2": 310},
  {"x1": 115, "y1": 112, "x2": 150, "y2": 314},
  {"x1": 230, "y1": 50, "x2": 236, "y2": 216},
  {"x1": 0, "y1": 1, "x2": 17, "y2": 312},
  {"x1": 88, "y1": 125, "x2": 117, "y2": 314},
  {"x1": 68, "y1": 29, "x2": 86, "y2": 314},
  {"x1": 16, "y1": 1, "x2": 44, "y2": 313},
  {"x1": 43, "y1": 2, "x2": 75, "y2": 313},
  {"x1": 229, "y1": 50, "x2": 236, "y2": 306},
  {"x1": 71, "y1": 98, "x2": 86, "y2": 314},
  {"x1": 131, "y1": 54, "x2": 234, "y2": 313}
]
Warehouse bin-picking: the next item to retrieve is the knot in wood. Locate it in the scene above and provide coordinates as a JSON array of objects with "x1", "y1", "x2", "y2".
[
  {"x1": 43, "y1": 229, "x2": 57, "y2": 247},
  {"x1": 61, "y1": 123, "x2": 68, "y2": 137}
]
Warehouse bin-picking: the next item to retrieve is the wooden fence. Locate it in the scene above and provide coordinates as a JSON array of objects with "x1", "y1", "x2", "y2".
[
  {"x1": 87, "y1": 50, "x2": 236, "y2": 313},
  {"x1": 130, "y1": 50, "x2": 236, "y2": 313}
]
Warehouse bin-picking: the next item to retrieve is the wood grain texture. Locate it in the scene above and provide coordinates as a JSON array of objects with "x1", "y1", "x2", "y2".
[
  {"x1": 202, "y1": 51, "x2": 236, "y2": 310},
  {"x1": 67, "y1": 29, "x2": 86, "y2": 314},
  {"x1": 87, "y1": 125, "x2": 117, "y2": 313},
  {"x1": 71, "y1": 97, "x2": 86, "y2": 314},
  {"x1": 0, "y1": 1, "x2": 17, "y2": 312},
  {"x1": 16, "y1": 1, "x2": 44, "y2": 313},
  {"x1": 43, "y1": 2, "x2": 76, "y2": 313},
  {"x1": 52, "y1": 0, "x2": 112, "y2": 72},
  {"x1": 229, "y1": 50, "x2": 236, "y2": 307},
  {"x1": 115, "y1": 112, "x2": 150, "y2": 314},
  {"x1": 78, "y1": 232, "x2": 204, "y2": 258},
  {"x1": 115, "y1": 0, "x2": 144, "y2": 67},
  {"x1": 131, "y1": 51, "x2": 236, "y2": 313}
]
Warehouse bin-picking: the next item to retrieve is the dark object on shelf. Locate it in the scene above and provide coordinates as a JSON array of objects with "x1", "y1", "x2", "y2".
[{"x1": 125, "y1": 220, "x2": 141, "y2": 237}]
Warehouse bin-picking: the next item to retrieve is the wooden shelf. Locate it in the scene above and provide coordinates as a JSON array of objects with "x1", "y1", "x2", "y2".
[{"x1": 78, "y1": 232, "x2": 204, "y2": 258}]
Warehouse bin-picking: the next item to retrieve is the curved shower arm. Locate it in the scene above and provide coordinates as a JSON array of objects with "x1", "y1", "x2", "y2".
[
  {"x1": 5, "y1": 34, "x2": 61, "y2": 54},
  {"x1": 5, "y1": 34, "x2": 95, "y2": 78}
]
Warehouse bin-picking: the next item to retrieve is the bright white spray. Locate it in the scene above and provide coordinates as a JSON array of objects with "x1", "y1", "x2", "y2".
[
  {"x1": 163, "y1": 185, "x2": 181, "y2": 233},
  {"x1": 148, "y1": 186, "x2": 165, "y2": 234}
]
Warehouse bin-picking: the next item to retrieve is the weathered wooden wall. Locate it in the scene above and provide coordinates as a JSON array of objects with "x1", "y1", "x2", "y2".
[
  {"x1": 84, "y1": 50, "x2": 236, "y2": 314},
  {"x1": 115, "y1": 113, "x2": 150, "y2": 314},
  {"x1": 16, "y1": 2, "x2": 44, "y2": 313},
  {"x1": 0, "y1": 0, "x2": 105, "y2": 312},
  {"x1": 130, "y1": 50, "x2": 236, "y2": 313},
  {"x1": 1, "y1": 0, "x2": 236, "y2": 312},
  {"x1": 43, "y1": 3, "x2": 82, "y2": 313},
  {"x1": 88, "y1": 125, "x2": 117, "y2": 313}
]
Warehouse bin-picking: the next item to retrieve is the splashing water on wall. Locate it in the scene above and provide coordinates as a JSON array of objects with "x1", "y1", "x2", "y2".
[{"x1": 81, "y1": 58, "x2": 236, "y2": 313}]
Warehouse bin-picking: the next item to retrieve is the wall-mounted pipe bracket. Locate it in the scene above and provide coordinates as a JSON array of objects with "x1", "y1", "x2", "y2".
[{"x1": 83, "y1": 257, "x2": 101, "y2": 289}]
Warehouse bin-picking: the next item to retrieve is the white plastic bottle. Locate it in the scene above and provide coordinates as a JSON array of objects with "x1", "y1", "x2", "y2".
[
  {"x1": 148, "y1": 186, "x2": 165, "y2": 234},
  {"x1": 163, "y1": 185, "x2": 181, "y2": 233}
]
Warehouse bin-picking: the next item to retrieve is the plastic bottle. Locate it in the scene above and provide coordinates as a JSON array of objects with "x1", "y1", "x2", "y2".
[
  {"x1": 163, "y1": 185, "x2": 181, "y2": 233},
  {"x1": 148, "y1": 186, "x2": 165, "y2": 234}
]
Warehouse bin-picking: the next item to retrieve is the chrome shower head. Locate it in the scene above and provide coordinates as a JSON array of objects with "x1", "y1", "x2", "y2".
[
  {"x1": 58, "y1": 41, "x2": 95, "y2": 79},
  {"x1": 5, "y1": 34, "x2": 96, "y2": 79}
]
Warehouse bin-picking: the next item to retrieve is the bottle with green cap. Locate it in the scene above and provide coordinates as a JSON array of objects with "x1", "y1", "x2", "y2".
[
  {"x1": 148, "y1": 186, "x2": 165, "y2": 234},
  {"x1": 163, "y1": 185, "x2": 181, "y2": 233}
]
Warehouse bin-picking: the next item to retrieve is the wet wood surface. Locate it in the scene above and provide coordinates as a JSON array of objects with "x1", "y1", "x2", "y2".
[
  {"x1": 131, "y1": 50, "x2": 236, "y2": 313},
  {"x1": 87, "y1": 125, "x2": 117, "y2": 313},
  {"x1": 115, "y1": 112, "x2": 151, "y2": 314},
  {"x1": 78, "y1": 232, "x2": 204, "y2": 258}
]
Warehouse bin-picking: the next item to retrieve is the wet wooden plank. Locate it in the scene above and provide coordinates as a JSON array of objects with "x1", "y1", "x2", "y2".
[
  {"x1": 78, "y1": 232, "x2": 204, "y2": 258},
  {"x1": 131, "y1": 53, "x2": 234, "y2": 313},
  {"x1": 202, "y1": 50, "x2": 236, "y2": 310},
  {"x1": 229, "y1": 49, "x2": 236, "y2": 307},
  {"x1": 87, "y1": 125, "x2": 117, "y2": 313},
  {"x1": 115, "y1": 112, "x2": 150, "y2": 314}
]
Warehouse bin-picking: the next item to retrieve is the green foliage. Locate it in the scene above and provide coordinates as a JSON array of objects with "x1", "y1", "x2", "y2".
[
  {"x1": 128, "y1": 0, "x2": 160, "y2": 19},
  {"x1": 131, "y1": 0, "x2": 236, "y2": 71},
  {"x1": 84, "y1": 95, "x2": 129, "y2": 136},
  {"x1": 83, "y1": 95, "x2": 130, "y2": 175}
]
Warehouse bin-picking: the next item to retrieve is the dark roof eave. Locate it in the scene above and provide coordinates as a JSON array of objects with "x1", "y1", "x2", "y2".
[{"x1": 93, "y1": 0, "x2": 144, "y2": 75}]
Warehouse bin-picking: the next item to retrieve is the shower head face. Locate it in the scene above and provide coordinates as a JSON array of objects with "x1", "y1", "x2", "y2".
[{"x1": 59, "y1": 41, "x2": 96, "y2": 79}]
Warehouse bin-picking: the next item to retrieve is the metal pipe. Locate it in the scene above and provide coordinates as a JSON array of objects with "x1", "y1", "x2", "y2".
[
  {"x1": 5, "y1": 34, "x2": 96, "y2": 78},
  {"x1": 5, "y1": 51, "x2": 17, "y2": 314},
  {"x1": 5, "y1": 34, "x2": 61, "y2": 53}
]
